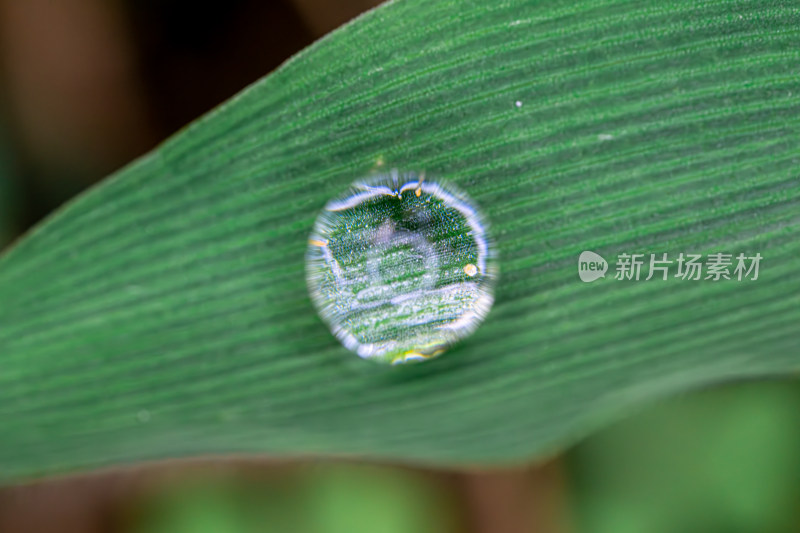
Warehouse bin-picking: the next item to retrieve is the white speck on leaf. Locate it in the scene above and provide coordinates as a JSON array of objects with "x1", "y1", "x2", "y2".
[
  {"x1": 598, "y1": 133, "x2": 614, "y2": 141},
  {"x1": 515, "y1": 101, "x2": 523, "y2": 108}
]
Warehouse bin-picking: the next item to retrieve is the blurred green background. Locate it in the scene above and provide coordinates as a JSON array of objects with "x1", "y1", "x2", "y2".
[{"x1": 1, "y1": 1, "x2": 799, "y2": 532}]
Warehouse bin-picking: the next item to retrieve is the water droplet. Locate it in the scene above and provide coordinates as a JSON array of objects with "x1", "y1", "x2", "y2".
[{"x1": 306, "y1": 171, "x2": 497, "y2": 364}]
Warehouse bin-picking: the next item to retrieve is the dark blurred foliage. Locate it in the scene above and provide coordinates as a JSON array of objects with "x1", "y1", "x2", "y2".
[
  {"x1": 124, "y1": 0, "x2": 313, "y2": 141},
  {"x1": 1, "y1": 2, "x2": 800, "y2": 533},
  {"x1": 0, "y1": 0, "x2": 352, "y2": 233}
]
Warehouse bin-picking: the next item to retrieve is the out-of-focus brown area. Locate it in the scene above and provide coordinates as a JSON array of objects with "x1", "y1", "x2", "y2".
[
  {"x1": 0, "y1": 0, "x2": 151, "y2": 226},
  {"x1": 0, "y1": 458, "x2": 568, "y2": 533},
  {"x1": 460, "y1": 464, "x2": 573, "y2": 533},
  {"x1": 0, "y1": 0, "x2": 378, "y2": 228},
  {"x1": 0, "y1": 0, "x2": 152, "y2": 183},
  {"x1": 291, "y1": 0, "x2": 383, "y2": 34}
]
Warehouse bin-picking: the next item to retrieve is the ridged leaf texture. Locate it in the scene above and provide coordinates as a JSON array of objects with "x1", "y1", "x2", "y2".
[{"x1": 0, "y1": 0, "x2": 798, "y2": 482}]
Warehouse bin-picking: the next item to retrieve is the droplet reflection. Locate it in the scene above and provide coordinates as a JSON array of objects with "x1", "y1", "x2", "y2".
[{"x1": 306, "y1": 171, "x2": 496, "y2": 364}]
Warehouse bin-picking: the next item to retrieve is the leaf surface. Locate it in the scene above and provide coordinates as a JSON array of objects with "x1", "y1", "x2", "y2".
[{"x1": 1, "y1": 0, "x2": 799, "y2": 482}]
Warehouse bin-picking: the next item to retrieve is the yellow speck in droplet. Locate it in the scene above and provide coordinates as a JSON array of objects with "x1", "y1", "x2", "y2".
[
  {"x1": 416, "y1": 172, "x2": 426, "y2": 197},
  {"x1": 309, "y1": 238, "x2": 329, "y2": 247},
  {"x1": 464, "y1": 264, "x2": 478, "y2": 277}
]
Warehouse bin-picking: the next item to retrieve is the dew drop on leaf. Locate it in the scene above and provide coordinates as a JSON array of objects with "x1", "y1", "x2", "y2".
[{"x1": 306, "y1": 170, "x2": 497, "y2": 364}]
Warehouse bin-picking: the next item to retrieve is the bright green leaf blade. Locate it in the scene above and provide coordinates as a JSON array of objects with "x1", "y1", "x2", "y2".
[{"x1": 1, "y1": 0, "x2": 799, "y2": 483}]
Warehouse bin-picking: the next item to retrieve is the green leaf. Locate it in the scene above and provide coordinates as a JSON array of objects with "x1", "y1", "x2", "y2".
[{"x1": 0, "y1": 0, "x2": 798, "y2": 483}]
